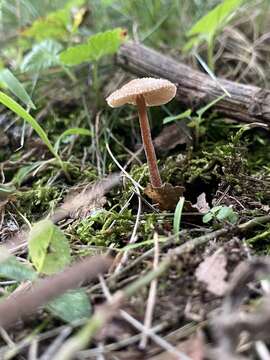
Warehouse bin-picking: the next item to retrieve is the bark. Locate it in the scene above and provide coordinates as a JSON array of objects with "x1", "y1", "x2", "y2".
[{"x1": 116, "y1": 42, "x2": 270, "y2": 124}]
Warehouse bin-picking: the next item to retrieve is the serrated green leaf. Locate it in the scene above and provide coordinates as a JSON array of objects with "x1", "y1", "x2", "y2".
[
  {"x1": 187, "y1": 0, "x2": 244, "y2": 40},
  {"x1": 28, "y1": 219, "x2": 71, "y2": 275},
  {"x1": 60, "y1": 28, "x2": 125, "y2": 66},
  {"x1": 22, "y1": 0, "x2": 85, "y2": 41},
  {"x1": 59, "y1": 43, "x2": 90, "y2": 66},
  {"x1": 47, "y1": 289, "x2": 91, "y2": 323},
  {"x1": 0, "y1": 69, "x2": 35, "y2": 109},
  {"x1": 0, "y1": 256, "x2": 37, "y2": 282},
  {"x1": 21, "y1": 40, "x2": 62, "y2": 73}
]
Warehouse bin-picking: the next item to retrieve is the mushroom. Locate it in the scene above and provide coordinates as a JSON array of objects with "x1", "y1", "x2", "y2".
[{"x1": 106, "y1": 77, "x2": 177, "y2": 188}]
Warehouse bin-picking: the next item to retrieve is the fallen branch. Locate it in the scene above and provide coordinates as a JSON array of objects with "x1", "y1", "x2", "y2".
[{"x1": 116, "y1": 42, "x2": 270, "y2": 125}]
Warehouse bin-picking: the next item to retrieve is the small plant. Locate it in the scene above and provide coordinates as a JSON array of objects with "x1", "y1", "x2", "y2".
[
  {"x1": 203, "y1": 205, "x2": 238, "y2": 224},
  {"x1": 60, "y1": 28, "x2": 127, "y2": 105},
  {"x1": 184, "y1": 0, "x2": 245, "y2": 70},
  {"x1": 0, "y1": 219, "x2": 91, "y2": 323},
  {"x1": 163, "y1": 95, "x2": 226, "y2": 146}
]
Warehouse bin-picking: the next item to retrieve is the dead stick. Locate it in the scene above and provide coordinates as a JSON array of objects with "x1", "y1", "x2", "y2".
[
  {"x1": 117, "y1": 42, "x2": 270, "y2": 124},
  {"x1": 0, "y1": 255, "x2": 112, "y2": 329}
]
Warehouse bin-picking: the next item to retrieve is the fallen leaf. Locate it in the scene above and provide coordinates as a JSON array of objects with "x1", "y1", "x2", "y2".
[
  {"x1": 192, "y1": 192, "x2": 210, "y2": 213},
  {"x1": 51, "y1": 173, "x2": 120, "y2": 222},
  {"x1": 195, "y1": 249, "x2": 228, "y2": 296},
  {"x1": 144, "y1": 183, "x2": 185, "y2": 210}
]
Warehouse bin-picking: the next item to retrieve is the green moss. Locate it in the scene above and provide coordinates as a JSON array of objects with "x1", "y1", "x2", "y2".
[
  {"x1": 16, "y1": 185, "x2": 60, "y2": 220},
  {"x1": 73, "y1": 207, "x2": 159, "y2": 248}
]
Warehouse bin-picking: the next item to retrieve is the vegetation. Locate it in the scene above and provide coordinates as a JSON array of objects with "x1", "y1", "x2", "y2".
[{"x1": 0, "y1": 0, "x2": 270, "y2": 358}]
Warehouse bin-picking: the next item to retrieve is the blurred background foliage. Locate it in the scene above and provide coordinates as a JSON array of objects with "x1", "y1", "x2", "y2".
[{"x1": 0, "y1": 0, "x2": 269, "y2": 84}]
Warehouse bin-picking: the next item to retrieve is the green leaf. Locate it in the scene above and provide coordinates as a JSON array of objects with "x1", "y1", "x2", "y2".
[
  {"x1": 0, "y1": 256, "x2": 37, "y2": 282},
  {"x1": 163, "y1": 109, "x2": 192, "y2": 124},
  {"x1": 202, "y1": 212, "x2": 214, "y2": 224},
  {"x1": 0, "y1": 184, "x2": 16, "y2": 195},
  {"x1": 0, "y1": 69, "x2": 35, "y2": 109},
  {"x1": 11, "y1": 162, "x2": 43, "y2": 186},
  {"x1": 173, "y1": 197, "x2": 185, "y2": 242},
  {"x1": 60, "y1": 28, "x2": 125, "y2": 66},
  {"x1": 21, "y1": 40, "x2": 62, "y2": 73},
  {"x1": 183, "y1": 36, "x2": 200, "y2": 52},
  {"x1": 216, "y1": 206, "x2": 238, "y2": 224},
  {"x1": 28, "y1": 219, "x2": 71, "y2": 275},
  {"x1": 0, "y1": 91, "x2": 61, "y2": 164},
  {"x1": 54, "y1": 127, "x2": 92, "y2": 153},
  {"x1": 203, "y1": 205, "x2": 238, "y2": 224},
  {"x1": 187, "y1": 0, "x2": 244, "y2": 40},
  {"x1": 22, "y1": 0, "x2": 85, "y2": 41},
  {"x1": 47, "y1": 289, "x2": 91, "y2": 323}
]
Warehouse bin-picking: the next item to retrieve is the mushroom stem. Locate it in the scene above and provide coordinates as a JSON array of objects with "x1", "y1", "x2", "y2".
[{"x1": 136, "y1": 95, "x2": 162, "y2": 188}]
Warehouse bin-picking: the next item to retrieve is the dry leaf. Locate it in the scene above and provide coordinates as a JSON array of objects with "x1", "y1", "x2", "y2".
[
  {"x1": 195, "y1": 249, "x2": 228, "y2": 296},
  {"x1": 144, "y1": 183, "x2": 185, "y2": 210},
  {"x1": 192, "y1": 193, "x2": 210, "y2": 213},
  {"x1": 51, "y1": 173, "x2": 120, "y2": 222}
]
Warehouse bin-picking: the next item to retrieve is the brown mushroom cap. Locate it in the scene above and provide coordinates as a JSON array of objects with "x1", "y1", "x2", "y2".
[{"x1": 106, "y1": 77, "x2": 177, "y2": 108}]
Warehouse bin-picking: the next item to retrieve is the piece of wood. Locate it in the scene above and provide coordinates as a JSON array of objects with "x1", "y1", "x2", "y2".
[{"x1": 116, "y1": 42, "x2": 270, "y2": 125}]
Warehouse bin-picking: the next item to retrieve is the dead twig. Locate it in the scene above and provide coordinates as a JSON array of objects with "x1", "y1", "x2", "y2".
[
  {"x1": 0, "y1": 255, "x2": 112, "y2": 329},
  {"x1": 140, "y1": 232, "x2": 159, "y2": 349}
]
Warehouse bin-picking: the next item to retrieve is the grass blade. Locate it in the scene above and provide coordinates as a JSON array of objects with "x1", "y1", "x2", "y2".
[
  {"x1": 0, "y1": 69, "x2": 36, "y2": 109},
  {"x1": 173, "y1": 197, "x2": 185, "y2": 242},
  {"x1": 54, "y1": 127, "x2": 92, "y2": 153},
  {"x1": 0, "y1": 91, "x2": 63, "y2": 168}
]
